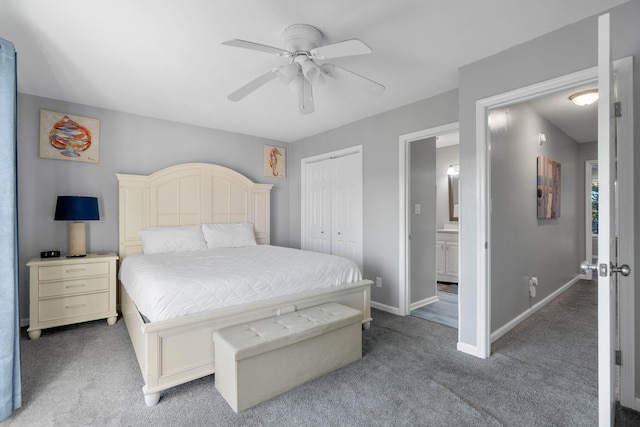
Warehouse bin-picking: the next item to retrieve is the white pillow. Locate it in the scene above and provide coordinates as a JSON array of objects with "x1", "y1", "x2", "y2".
[
  {"x1": 140, "y1": 225, "x2": 207, "y2": 254},
  {"x1": 202, "y1": 222, "x2": 257, "y2": 248}
]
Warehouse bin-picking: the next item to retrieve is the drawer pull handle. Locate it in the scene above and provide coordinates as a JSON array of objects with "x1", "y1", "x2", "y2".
[
  {"x1": 65, "y1": 284, "x2": 85, "y2": 289},
  {"x1": 65, "y1": 304, "x2": 86, "y2": 309},
  {"x1": 66, "y1": 268, "x2": 86, "y2": 273}
]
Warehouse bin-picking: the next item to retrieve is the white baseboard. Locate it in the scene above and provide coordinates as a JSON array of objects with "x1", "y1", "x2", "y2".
[
  {"x1": 490, "y1": 275, "x2": 582, "y2": 343},
  {"x1": 409, "y1": 296, "x2": 438, "y2": 311},
  {"x1": 371, "y1": 301, "x2": 402, "y2": 316},
  {"x1": 21, "y1": 317, "x2": 29, "y2": 328}
]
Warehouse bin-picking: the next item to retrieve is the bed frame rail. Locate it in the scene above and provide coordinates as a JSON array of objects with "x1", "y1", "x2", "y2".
[{"x1": 120, "y1": 280, "x2": 372, "y2": 405}]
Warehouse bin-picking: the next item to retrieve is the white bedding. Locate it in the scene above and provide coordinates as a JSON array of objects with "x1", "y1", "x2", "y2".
[{"x1": 118, "y1": 245, "x2": 363, "y2": 323}]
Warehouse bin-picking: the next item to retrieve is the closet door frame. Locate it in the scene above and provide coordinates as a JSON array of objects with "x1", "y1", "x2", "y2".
[{"x1": 301, "y1": 145, "x2": 364, "y2": 272}]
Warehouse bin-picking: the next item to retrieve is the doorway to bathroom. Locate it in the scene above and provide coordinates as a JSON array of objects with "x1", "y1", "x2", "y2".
[{"x1": 398, "y1": 123, "x2": 460, "y2": 330}]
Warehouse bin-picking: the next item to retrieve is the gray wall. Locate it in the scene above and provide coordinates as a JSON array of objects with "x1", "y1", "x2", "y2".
[
  {"x1": 17, "y1": 93, "x2": 290, "y2": 322},
  {"x1": 489, "y1": 102, "x2": 581, "y2": 332},
  {"x1": 436, "y1": 144, "x2": 459, "y2": 229},
  {"x1": 288, "y1": 90, "x2": 459, "y2": 309},
  {"x1": 457, "y1": 6, "x2": 596, "y2": 348},
  {"x1": 410, "y1": 138, "x2": 437, "y2": 304},
  {"x1": 457, "y1": 1, "x2": 640, "y2": 361}
]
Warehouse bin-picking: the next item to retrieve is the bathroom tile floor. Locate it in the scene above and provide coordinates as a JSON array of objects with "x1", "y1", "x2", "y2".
[{"x1": 411, "y1": 285, "x2": 458, "y2": 328}]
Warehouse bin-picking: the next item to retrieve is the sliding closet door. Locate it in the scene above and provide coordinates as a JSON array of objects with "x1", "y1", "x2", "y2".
[{"x1": 302, "y1": 148, "x2": 363, "y2": 272}]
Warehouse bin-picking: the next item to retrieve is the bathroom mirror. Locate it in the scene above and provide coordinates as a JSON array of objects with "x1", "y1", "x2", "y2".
[{"x1": 448, "y1": 175, "x2": 459, "y2": 221}]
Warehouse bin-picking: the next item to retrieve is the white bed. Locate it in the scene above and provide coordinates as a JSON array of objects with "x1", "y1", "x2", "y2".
[{"x1": 116, "y1": 163, "x2": 372, "y2": 406}]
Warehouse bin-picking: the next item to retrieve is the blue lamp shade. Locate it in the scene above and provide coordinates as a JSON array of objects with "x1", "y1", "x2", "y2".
[{"x1": 54, "y1": 196, "x2": 99, "y2": 221}]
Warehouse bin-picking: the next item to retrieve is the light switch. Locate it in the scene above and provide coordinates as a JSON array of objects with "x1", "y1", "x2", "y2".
[{"x1": 414, "y1": 204, "x2": 421, "y2": 214}]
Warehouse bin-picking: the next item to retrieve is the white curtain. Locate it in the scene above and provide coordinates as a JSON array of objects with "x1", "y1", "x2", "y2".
[{"x1": 0, "y1": 38, "x2": 21, "y2": 422}]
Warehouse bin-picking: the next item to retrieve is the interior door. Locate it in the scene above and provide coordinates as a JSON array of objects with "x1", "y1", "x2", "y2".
[
  {"x1": 597, "y1": 13, "x2": 615, "y2": 426},
  {"x1": 302, "y1": 148, "x2": 364, "y2": 272},
  {"x1": 331, "y1": 153, "x2": 363, "y2": 270},
  {"x1": 305, "y1": 159, "x2": 332, "y2": 254}
]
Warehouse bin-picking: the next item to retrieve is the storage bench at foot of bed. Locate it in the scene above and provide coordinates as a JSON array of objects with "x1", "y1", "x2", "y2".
[{"x1": 213, "y1": 303, "x2": 362, "y2": 412}]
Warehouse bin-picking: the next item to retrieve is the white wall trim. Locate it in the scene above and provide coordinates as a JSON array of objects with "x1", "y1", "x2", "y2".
[
  {"x1": 474, "y1": 100, "x2": 490, "y2": 359},
  {"x1": 490, "y1": 275, "x2": 582, "y2": 343},
  {"x1": 371, "y1": 300, "x2": 402, "y2": 316},
  {"x1": 398, "y1": 123, "x2": 459, "y2": 317},
  {"x1": 475, "y1": 65, "x2": 598, "y2": 359},
  {"x1": 614, "y1": 56, "x2": 635, "y2": 410},
  {"x1": 410, "y1": 295, "x2": 439, "y2": 311},
  {"x1": 456, "y1": 341, "x2": 481, "y2": 357}
]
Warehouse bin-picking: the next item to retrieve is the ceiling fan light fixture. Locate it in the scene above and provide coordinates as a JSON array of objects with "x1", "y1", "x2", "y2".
[
  {"x1": 223, "y1": 24, "x2": 384, "y2": 114},
  {"x1": 314, "y1": 72, "x2": 326, "y2": 87},
  {"x1": 301, "y1": 59, "x2": 321, "y2": 82},
  {"x1": 320, "y1": 63, "x2": 334, "y2": 76},
  {"x1": 276, "y1": 63, "x2": 299, "y2": 84},
  {"x1": 287, "y1": 73, "x2": 304, "y2": 94},
  {"x1": 569, "y1": 89, "x2": 598, "y2": 106}
]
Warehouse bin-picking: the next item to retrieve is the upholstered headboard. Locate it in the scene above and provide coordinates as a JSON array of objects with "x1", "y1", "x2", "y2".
[{"x1": 116, "y1": 163, "x2": 273, "y2": 260}]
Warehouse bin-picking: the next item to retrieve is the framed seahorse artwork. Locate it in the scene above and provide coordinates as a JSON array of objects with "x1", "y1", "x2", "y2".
[
  {"x1": 263, "y1": 145, "x2": 286, "y2": 178},
  {"x1": 39, "y1": 110, "x2": 100, "y2": 163}
]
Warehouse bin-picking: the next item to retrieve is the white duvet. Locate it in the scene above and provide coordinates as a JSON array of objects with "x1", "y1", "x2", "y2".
[{"x1": 118, "y1": 245, "x2": 362, "y2": 323}]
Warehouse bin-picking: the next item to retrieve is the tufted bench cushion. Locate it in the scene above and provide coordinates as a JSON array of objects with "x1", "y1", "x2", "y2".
[{"x1": 213, "y1": 303, "x2": 362, "y2": 412}]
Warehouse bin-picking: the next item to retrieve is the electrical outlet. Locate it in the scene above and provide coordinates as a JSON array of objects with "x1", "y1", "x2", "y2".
[{"x1": 376, "y1": 277, "x2": 382, "y2": 288}]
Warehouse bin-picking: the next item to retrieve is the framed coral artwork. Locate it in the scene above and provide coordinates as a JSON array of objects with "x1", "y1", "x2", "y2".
[
  {"x1": 264, "y1": 145, "x2": 286, "y2": 178},
  {"x1": 39, "y1": 110, "x2": 100, "y2": 163}
]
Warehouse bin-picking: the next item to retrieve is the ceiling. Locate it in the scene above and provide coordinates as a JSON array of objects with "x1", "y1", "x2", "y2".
[
  {"x1": 0, "y1": 0, "x2": 626, "y2": 142},
  {"x1": 528, "y1": 84, "x2": 598, "y2": 143}
]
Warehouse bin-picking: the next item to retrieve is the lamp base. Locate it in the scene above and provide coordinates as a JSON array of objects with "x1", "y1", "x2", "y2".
[{"x1": 69, "y1": 222, "x2": 87, "y2": 257}]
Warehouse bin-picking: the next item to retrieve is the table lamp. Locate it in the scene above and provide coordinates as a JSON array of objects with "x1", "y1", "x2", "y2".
[{"x1": 54, "y1": 196, "x2": 100, "y2": 257}]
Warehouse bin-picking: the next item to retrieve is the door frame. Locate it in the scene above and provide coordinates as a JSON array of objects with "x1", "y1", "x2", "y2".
[
  {"x1": 613, "y1": 57, "x2": 635, "y2": 411},
  {"x1": 584, "y1": 159, "x2": 597, "y2": 281},
  {"x1": 398, "y1": 122, "x2": 459, "y2": 316},
  {"x1": 474, "y1": 57, "x2": 634, "y2": 404}
]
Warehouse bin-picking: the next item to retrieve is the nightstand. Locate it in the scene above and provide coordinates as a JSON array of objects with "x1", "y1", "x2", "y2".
[{"x1": 26, "y1": 252, "x2": 119, "y2": 340}]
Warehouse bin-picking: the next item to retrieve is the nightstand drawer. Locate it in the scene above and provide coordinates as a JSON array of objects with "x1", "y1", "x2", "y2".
[
  {"x1": 27, "y1": 253, "x2": 119, "y2": 339},
  {"x1": 38, "y1": 261, "x2": 109, "y2": 281},
  {"x1": 39, "y1": 276, "x2": 109, "y2": 298},
  {"x1": 38, "y1": 293, "x2": 109, "y2": 322}
]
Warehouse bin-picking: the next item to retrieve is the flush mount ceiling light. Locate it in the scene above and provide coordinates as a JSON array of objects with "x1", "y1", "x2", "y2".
[{"x1": 569, "y1": 89, "x2": 599, "y2": 106}]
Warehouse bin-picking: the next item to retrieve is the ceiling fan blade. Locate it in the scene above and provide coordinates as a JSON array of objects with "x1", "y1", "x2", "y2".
[
  {"x1": 298, "y1": 77, "x2": 314, "y2": 114},
  {"x1": 321, "y1": 64, "x2": 385, "y2": 96},
  {"x1": 311, "y1": 39, "x2": 372, "y2": 60},
  {"x1": 222, "y1": 39, "x2": 291, "y2": 57},
  {"x1": 227, "y1": 70, "x2": 278, "y2": 101}
]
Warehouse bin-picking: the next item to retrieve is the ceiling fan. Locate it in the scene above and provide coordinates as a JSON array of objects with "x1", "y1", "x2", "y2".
[{"x1": 222, "y1": 24, "x2": 385, "y2": 114}]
